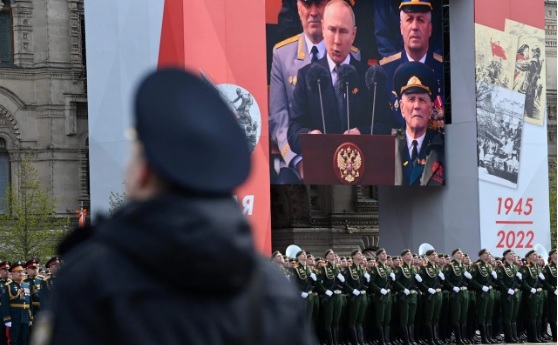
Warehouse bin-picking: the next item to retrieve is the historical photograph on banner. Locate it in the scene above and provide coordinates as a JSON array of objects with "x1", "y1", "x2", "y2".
[
  {"x1": 477, "y1": 82, "x2": 525, "y2": 188},
  {"x1": 505, "y1": 19, "x2": 546, "y2": 126},
  {"x1": 475, "y1": 24, "x2": 518, "y2": 90}
]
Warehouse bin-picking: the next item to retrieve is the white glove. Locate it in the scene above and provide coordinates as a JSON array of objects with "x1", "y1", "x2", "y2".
[
  {"x1": 507, "y1": 288, "x2": 515, "y2": 295},
  {"x1": 482, "y1": 286, "x2": 489, "y2": 292},
  {"x1": 453, "y1": 286, "x2": 460, "y2": 293},
  {"x1": 530, "y1": 288, "x2": 536, "y2": 294},
  {"x1": 4, "y1": 322, "x2": 10, "y2": 328},
  {"x1": 516, "y1": 272, "x2": 522, "y2": 280},
  {"x1": 390, "y1": 272, "x2": 396, "y2": 281},
  {"x1": 301, "y1": 292, "x2": 309, "y2": 299},
  {"x1": 491, "y1": 271, "x2": 497, "y2": 279},
  {"x1": 438, "y1": 272, "x2": 445, "y2": 280},
  {"x1": 337, "y1": 273, "x2": 345, "y2": 282},
  {"x1": 464, "y1": 271, "x2": 472, "y2": 279},
  {"x1": 364, "y1": 272, "x2": 371, "y2": 282},
  {"x1": 538, "y1": 273, "x2": 545, "y2": 280},
  {"x1": 404, "y1": 289, "x2": 410, "y2": 295},
  {"x1": 325, "y1": 290, "x2": 333, "y2": 297},
  {"x1": 415, "y1": 274, "x2": 423, "y2": 283},
  {"x1": 380, "y1": 288, "x2": 388, "y2": 295},
  {"x1": 353, "y1": 289, "x2": 360, "y2": 296},
  {"x1": 554, "y1": 289, "x2": 557, "y2": 296},
  {"x1": 310, "y1": 273, "x2": 317, "y2": 281},
  {"x1": 428, "y1": 288, "x2": 436, "y2": 295}
]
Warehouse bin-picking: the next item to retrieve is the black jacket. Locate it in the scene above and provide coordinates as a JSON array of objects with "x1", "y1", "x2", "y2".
[{"x1": 38, "y1": 194, "x2": 314, "y2": 345}]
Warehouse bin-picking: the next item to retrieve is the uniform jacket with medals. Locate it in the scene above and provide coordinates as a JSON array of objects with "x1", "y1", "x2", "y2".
[
  {"x1": 291, "y1": 262, "x2": 316, "y2": 294},
  {"x1": 519, "y1": 262, "x2": 543, "y2": 293},
  {"x1": 542, "y1": 261, "x2": 557, "y2": 297},
  {"x1": 444, "y1": 259, "x2": 467, "y2": 290},
  {"x1": 41, "y1": 194, "x2": 316, "y2": 345},
  {"x1": 417, "y1": 260, "x2": 442, "y2": 291},
  {"x1": 317, "y1": 261, "x2": 345, "y2": 295},
  {"x1": 24, "y1": 275, "x2": 43, "y2": 315},
  {"x1": 344, "y1": 263, "x2": 368, "y2": 293},
  {"x1": 395, "y1": 128, "x2": 445, "y2": 186},
  {"x1": 288, "y1": 55, "x2": 392, "y2": 154},
  {"x1": 369, "y1": 262, "x2": 392, "y2": 295},
  {"x1": 394, "y1": 262, "x2": 417, "y2": 292},
  {"x1": 469, "y1": 260, "x2": 495, "y2": 291},
  {"x1": 1, "y1": 280, "x2": 32, "y2": 324},
  {"x1": 497, "y1": 262, "x2": 520, "y2": 293}
]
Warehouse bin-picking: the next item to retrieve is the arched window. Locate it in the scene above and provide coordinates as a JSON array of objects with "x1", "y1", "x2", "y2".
[
  {"x1": 0, "y1": 138, "x2": 10, "y2": 213},
  {"x1": 0, "y1": 0, "x2": 12, "y2": 64}
]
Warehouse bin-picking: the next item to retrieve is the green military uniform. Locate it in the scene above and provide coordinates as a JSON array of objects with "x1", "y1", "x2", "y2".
[
  {"x1": 291, "y1": 260, "x2": 317, "y2": 323},
  {"x1": 394, "y1": 259, "x2": 419, "y2": 345},
  {"x1": 542, "y1": 255, "x2": 557, "y2": 342},
  {"x1": 519, "y1": 255, "x2": 544, "y2": 342},
  {"x1": 317, "y1": 259, "x2": 345, "y2": 345},
  {"x1": 344, "y1": 261, "x2": 368, "y2": 345},
  {"x1": 369, "y1": 260, "x2": 393, "y2": 345},
  {"x1": 417, "y1": 259, "x2": 443, "y2": 345},
  {"x1": 469, "y1": 256, "x2": 496, "y2": 343},
  {"x1": 497, "y1": 255, "x2": 521, "y2": 343},
  {"x1": 443, "y1": 259, "x2": 469, "y2": 344}
]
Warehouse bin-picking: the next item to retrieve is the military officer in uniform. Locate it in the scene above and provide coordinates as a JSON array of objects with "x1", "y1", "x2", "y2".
[
  {"x1": 469, "y1": 249, "x2": 498, "y2": 343},
  {"x1": 379, "y1": 0, "x2": 444, "y2": 130},
  {"x1": 519, "y1": 250, "x2": 545, "y2": 342},
  {"x1": 369, "y1": 248, "x2": 394, "y2": 345},
  {"x1": 497, "y1": 249, "x2": 522, "y2": 343},
  {"x1": 416, "y1": 249, "x2": 444, "y2": 345},
  {"x1": 392, "y1": 62, "x2": 445, "y2": 186},
  {"x1": 542, "y1": 248, "x2": 557, "y2": 342},
  {"x1": 1, "y1": 262, "x2": 32, "y2": 345},
  {"x1": 23, "y1": 259, "x2": 42, "y2": 320},
  {"x1": 344, "y1": 249, "x2": 369, "y2": 345},
  {"x1": 317, "y1": 249, "x2": 346, "y2": 345},
  {"x1": 442, "y1": 249, "x2": 470, "y2": 344},
  {"x1": 39, "y1": 257, "x2": 60, "y2": 309},
  {"x1": 0, "y1": 261, "x2": 10, "y2": 345},
  {"x1": 394, "y1": 249, "x2": 419, "y2": 345},
  {"x1": 291, "y1": 250, "x2": 318, "y2": 324}
]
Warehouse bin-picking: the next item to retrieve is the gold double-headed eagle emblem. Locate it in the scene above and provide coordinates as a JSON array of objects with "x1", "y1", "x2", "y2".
[{"x1": 335, "y1": 144, "x2": 363, "y2": 183}]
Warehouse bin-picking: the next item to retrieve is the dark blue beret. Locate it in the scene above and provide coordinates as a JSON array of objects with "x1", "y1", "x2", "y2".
[
  {"x1": 134, "y1": 68, "x2": 251, "y2": 194},
  {"x1": 393, "y1": 62, "x2": 438, "y2": 100}
]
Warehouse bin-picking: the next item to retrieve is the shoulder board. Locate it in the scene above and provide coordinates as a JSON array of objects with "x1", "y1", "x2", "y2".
[
  {"x1": 351, "y1": 45, "x2": 359, "y2": 53},
  {"x1": 348, "y1": 263, "x2": 353, "y2": 267},
  {"x1": 433, "y1": 52, "x2": 443, "y2": 63},
  {"x1": 293, "y1": 264, "x2": 299, "y2": 268},
  {"x1": 423, "y1": 263, "x2": 428, "y2": 267},
  {"x1": 379, "y1": 52, "x2": 401, "y2": 66},
  {"x1": 526, "y1": 263, "x2": 530, "y2": 267},
  {"x1": 274, "y1": 34, "x2": 300, "y2": 50},
  {"x1": 476, "y1": 260, "x2": 482, "y2": 264}
]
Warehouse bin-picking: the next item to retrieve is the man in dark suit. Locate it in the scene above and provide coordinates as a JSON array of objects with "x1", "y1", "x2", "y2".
[
  {"x1": 393, "y1": 62, "x2": 444, "y2": 186},
  {"x1": 288, "y1": 0, "x2": 391, "y2": 161}
]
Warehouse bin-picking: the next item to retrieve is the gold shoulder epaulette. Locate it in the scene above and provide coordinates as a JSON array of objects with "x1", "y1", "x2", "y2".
[
  {"x1": 380, "y1": 52, "x2": 401, "y2": 66},
  {"x1": 293, "y1": 264, "x2": 299, "y2": 269},
  {"x1": 274, "y1": 34, "x2": 300, "y2": 50},
  {"x1": 423, "y1": 263, "x2": 428, "y2": 267},
  {"x1": 351, "y1": 45, "x2": 360, "y2": 53},
  {"x1": 433, "y1": 52, "x2": 443, "y2": 63}
]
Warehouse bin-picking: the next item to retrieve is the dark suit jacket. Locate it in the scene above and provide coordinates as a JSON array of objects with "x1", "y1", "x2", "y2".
[
  {"x1": 288, "y1": 56, "x2": 392, "y2": 154},
  {"x1": 394, "y1": 128, "x2": 445, "y2": 186}
]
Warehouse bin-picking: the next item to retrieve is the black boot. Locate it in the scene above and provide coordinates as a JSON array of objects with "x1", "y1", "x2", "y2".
[
  {"x1": 326, "y1": 329, "x2": 335, "y2": 345},
  {"x1": 503, "y1": 323, "x2": 515, "y2": 343},
  {"x1": 454, "y1": 325, "x2": 464, "y2": 344},
  {"x1": 377, "y1": 327, "x2": 386, "y2": 345},
  {"x1": 487, "y1": 324, "x2": 496, "y2": 343},
  {"x1": 348, "y1": 326, "x2": 359, "y2": 345},
  {"x1": 333, "y1": 328, "x2": 340, "y2": 345},
  {"x1": 528, "y1": 322, "x2": 540, "y2": 343},
  {"x1": 407, "y1": 325, "x2": 417, "y2": 345},
  {"x1": 511, "y1": 322, "x2": 523, "y2": 343},
  {"x1": 432, "y1": 325, "x2": 443, "y2": 345},
  {"x1": 550, "y1": 321, "x2": 557, "y2": 343},
  {"x1": 460, "y1": 324, "x2": 470, "y2": 344},
  {"x1": 357, "y1": 326, "x2": 366, "y2": 345},
  {"x1": 384, "y1": 326, "x2": 392, "y2": 345},
  {"x1": 400, "y1": 325, "x2": 411, "y2": 345}
]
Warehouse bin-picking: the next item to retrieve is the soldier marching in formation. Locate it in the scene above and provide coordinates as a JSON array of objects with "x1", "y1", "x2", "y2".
[{"x1": 273, "y1": 246, "x2": 557, "y2": 345}]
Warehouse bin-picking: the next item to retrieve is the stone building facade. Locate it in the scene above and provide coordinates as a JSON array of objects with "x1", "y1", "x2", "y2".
[
  {"x1": 0, "y1": 0, "x2": 87, "y2": 217},
  {"x1": 546, "y1": 0, "x2": 557, "y2": 163}
]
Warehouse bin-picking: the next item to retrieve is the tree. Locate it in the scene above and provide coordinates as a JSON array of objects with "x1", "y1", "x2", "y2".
[
  {"x1": 0, "y1": 154, "x2": 68, "y2": 260},
  {"x1": 108, "y1": 191, "x2": 127, "y2": 216}
]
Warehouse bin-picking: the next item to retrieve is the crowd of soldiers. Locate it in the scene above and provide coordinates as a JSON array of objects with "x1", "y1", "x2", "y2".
[
  {"x1": 271, "y1": 247, "x2": 557, "y2": 345},
  {"x1": 0, "y1": 256, "x2": 60, "y2": 345}
]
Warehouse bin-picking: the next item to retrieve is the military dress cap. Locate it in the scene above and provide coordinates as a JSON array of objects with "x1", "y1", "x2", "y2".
[
  {"x1": 451, "y1": 248, "x2": 462, "y2": 256},
  {"x1": 24, "y1": 258, "x2": 39, "y2": 269},
  {"x1": 425, "y1": 249, "x2": 436, "y2": 256},
  {"x1": 46, "y1": 256, "x2": 60, "y2": 269},
  {"x1": 503, "y1": 249, "x2": 514, "y2": 257},
  {"x1": 350, "y1": 249, "x2": 362, "y2": 257},
  {"x1": 525, "y1": 249, "x2": 536, "y2": 258},
  {"x1": 133, "y1": 68, "x2": 251, "y2": 195},
  {"x1": 0, "y1": 261, "x2": 10, "y2": 270},
  {"x1": 296, "y1": 250, "x2": 306, "y2": 258},
  {"x1": 401, "y1": 249, "x2": 411, "y2": 256},
  {"x1": 393, "y1": 61, "x2": 438, "y2": 100},
  {"x1": 376, "y1": 248, "x2": 386, "y2": 256},
  {"x1": 324, "y1": 249, "x2": 334, "y2": 257},
  {"x1": 399, "y1": 0, "x2": 432, "y2": 12},
  {"x1": 9, "y1": 261, "x2": 24, "y2": 272},
  {"x1": 478, "y1": 248, "x2": 488, "y2": 257}
]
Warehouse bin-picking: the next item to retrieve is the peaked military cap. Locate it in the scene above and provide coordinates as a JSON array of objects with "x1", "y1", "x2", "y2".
[
  {"x1": 9, "y1": 261, "x2": 24, "y2": 272},
  {"x1": 393, "y1": 61, "x2": 438, "y2": 100},
  {"x1": 133, "y1": 68, "x2": 251, "y2": 195},
  {"x1": 24, "y1": 259, "x2": 39, "y2": 269},
  {"x1": 0, "y1": 261, "x2": 10, "y2": 270},
  {"x1": 400, "y1": 0, "x2": 432, "y2": 12},
  {"x1": 46, "y1": 256, "x2": 60, "y2": 269},
  {"x1": 350, "y1": 249, "x2": 362, "y2": 257}
]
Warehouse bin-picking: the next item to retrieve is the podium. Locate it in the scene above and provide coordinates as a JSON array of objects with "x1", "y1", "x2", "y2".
[{"x1": 300, "y1": 134, "x2": 396, "y2": 185}]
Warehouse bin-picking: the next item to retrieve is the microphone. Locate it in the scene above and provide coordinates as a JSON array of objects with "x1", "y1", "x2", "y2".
[
  {"x1": 336, "y1": 64, "x2": 358, "y2": 133},
  {"x1": 306, "y1": 63, "x2": 330, "y2": 134},
  {"x1": 365, "y1": 65, "x2": 387, "y2": 135}
]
